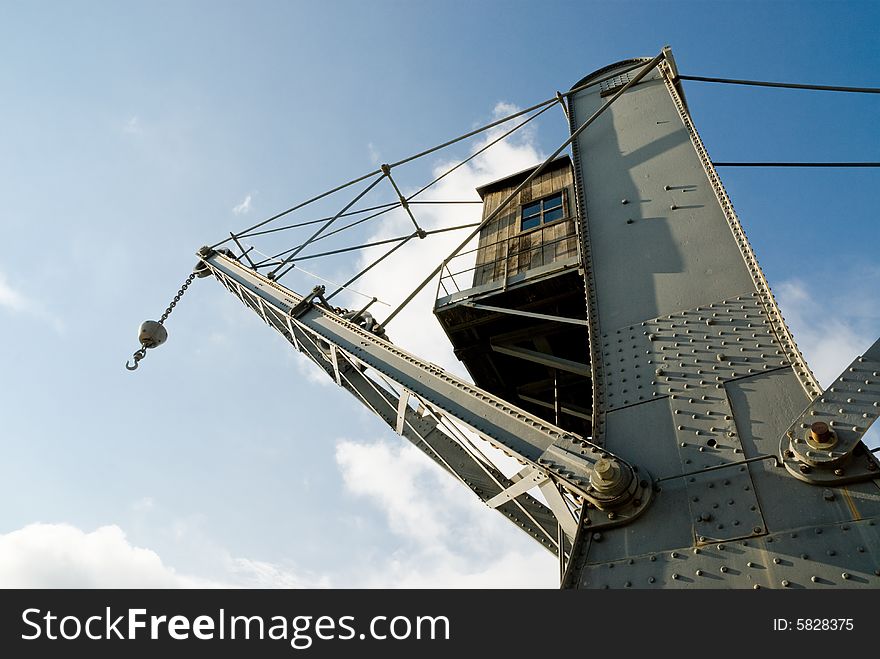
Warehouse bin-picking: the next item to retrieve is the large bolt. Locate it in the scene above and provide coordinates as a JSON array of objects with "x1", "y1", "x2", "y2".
[
  {"x1": 810, "y1": 421, "x2": 833, "y2": 444},
  {"x1": 595, "y1": 459, "x2": 615, "y2": 480},
  {"x1": 590, "y1": 458, "x2": 626, "y2": 495}
]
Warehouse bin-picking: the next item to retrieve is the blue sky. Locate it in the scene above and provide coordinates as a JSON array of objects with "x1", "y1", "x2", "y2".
[{"x1": 0, "y1": 0, "x2": 877, "y2": 587}]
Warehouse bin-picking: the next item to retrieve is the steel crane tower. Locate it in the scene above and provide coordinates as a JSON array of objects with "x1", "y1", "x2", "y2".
[{"x1": 139, "y1": 48, "x2": 880, "y2": 588}]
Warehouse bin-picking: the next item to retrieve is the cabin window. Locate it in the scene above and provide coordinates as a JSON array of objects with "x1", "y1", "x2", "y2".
[{"x1": 520, "y1": 191, "x2": 564, "y2": 231}]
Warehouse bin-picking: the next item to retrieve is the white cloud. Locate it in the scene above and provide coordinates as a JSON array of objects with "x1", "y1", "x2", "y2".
[
  {"x1": 0, "y1": 524, "x2": 214, "y2": 588},
  {"x1": 0, "y1": 268, "x2": 64, "y2": 333},
  {"x1": 775, "y1": 274, "x2": 879, "y2": 387},
  {"x1": 0, "y1": 270, "x2": 27, "y2": 312},
  {"x1": 233, "y1": 194, "x2": 253, "y2": 215},
  {"x1": 335, "y1": 437, "x2": 556, "y2": 588},
  {"x1": 775, "y1": 269, "x2": 880, "y2": 448},
  {"x1": 292, "y1": 350, "x2": 333, "y2": 387},
  {"x1": 0, "y1": 523, "x2": 326, "y2": 589}
]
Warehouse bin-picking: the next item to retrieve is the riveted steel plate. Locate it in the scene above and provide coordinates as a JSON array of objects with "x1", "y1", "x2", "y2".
[
  {"x1": 669, "y1": 386, "x2": 766, "y2": 542},
  {"x1": 602, "y1": 292, "x2": 787, "y2": 410},
  {"x1": 782, "y1": 351, "x2": 880, "y2": 480},
  {"x1": 577, "y1": 517, "x2": 880, "y2": 589},
  {"x1": 599, "y1": 70, "x2": 638, "y2": 97}
]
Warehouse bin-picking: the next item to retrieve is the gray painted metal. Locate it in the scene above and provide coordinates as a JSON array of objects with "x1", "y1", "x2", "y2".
[
  {"x1": 670, "y1": 384, "x2": 766, "y2": 543},
  {"x1": 563, "y1": 50, "x2": 880, "y2": 588},
  {"x1": 200, "y1": 48, "x2": 879, "y2": 588},
  {"x1": 578, "y1": 518, "x2": 880, "y2": 589},
  {"x1": 489, "y1": 343, "x2": 591, "y2": 377},
  {"x1": 205, "y1": 253, "x2": 635, "y2": 506},
  {"x1": 204, "y1": 253, "x2": 654, "y2": 553},
  {"x1": 208, "y1": 260, "x2": 567, "y2": 554},
  {"x1": 461, "y1": 301, "x2": 589, "y2": 327},
  {"x1": 780, "y1": 343, "x2": 880, "y2": 485}
]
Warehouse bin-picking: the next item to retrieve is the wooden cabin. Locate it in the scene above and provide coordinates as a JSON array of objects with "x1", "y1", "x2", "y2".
[
  {"x1": 434, "y1": 155, "x2": 593, "y2": 437},
  {"x1": 472, "y1": 156, "x2": 578, "y2": 287}
]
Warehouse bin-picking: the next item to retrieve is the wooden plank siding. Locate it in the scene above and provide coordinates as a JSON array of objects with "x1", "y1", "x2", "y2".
[{"x1": 472, "y1": 162, "x2": 576, "y2": 287}]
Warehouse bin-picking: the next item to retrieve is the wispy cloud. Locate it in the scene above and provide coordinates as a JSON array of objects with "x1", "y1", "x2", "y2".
[
  {"x1": 123, "y1": 115, "x2": 141, "y2": 134},
  {"x1": 0, "y1": 271, "x2": 27, "y2": 312},
  {"x1": 130, "y1": 496, "x2": 155, "y2": 513},
  {"x1": 0, "y1": 268, "x2": 64, "y2": 333},
  {"x1": 233, "y1": 194, "x2": 253, "y2": 215},
  {"x1": 367, "y1": 142, "x2": 382, "y2": 165},
  {"x1": 775, "y1": 271, "x2": 879, "y2": 387}
]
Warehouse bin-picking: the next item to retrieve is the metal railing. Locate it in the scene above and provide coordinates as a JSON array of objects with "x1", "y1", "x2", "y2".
[{"x1": 437, "y1": 218, "x2": 578, "y2": 298}]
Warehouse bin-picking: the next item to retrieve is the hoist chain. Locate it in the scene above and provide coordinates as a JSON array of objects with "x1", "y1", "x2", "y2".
[
  {"x1": 126, "y1": 271, "x2": 199, "y2": 371},
  {"x1": 159, "y1": 272, "x2": 197, "y2": 325}
]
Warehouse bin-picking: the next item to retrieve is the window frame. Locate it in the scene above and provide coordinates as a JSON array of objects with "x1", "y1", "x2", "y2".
[{"x1": 519, "y1": 189, "x2": 567, "y2": 233}]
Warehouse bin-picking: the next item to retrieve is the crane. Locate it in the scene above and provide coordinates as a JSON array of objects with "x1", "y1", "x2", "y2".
[{"x1": 129, "y1": 47, "x2": 880, "y2": 588}]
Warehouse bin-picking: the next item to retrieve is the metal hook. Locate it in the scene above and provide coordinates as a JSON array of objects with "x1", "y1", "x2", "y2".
[{"x1": 126, "y1": 347, "x2": 147, "y2": 371}]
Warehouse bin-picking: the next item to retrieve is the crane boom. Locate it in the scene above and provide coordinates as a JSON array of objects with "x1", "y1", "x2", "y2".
[{"x1": 198, "y1": 251, "x2": 654, "y2": 558}]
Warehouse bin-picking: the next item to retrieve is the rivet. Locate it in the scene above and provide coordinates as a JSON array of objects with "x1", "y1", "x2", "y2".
[
  {"x1": 648, "y1": 576, "x2": 655, "y2": 583},
  {"x1": 720, "y1": 565, "x2": 728, "y2": 573},
  {"x1": 696, "y1": 569, "x2": 703, "y2": 576},
  {"x1": 827, "y1": 550, "x2": 836, "y2": 556},
  {"x1": 842, "y1": 572, "x2": 850, "y2": 580},
  {"x1": 811, "y1": 575, "x2": 819, "y2": 583},
  {"x1": 773, "y1": 557, "x2": 781, "y2": 565},
  {"x1": 781, "y1": 579, "x2": 790, "y2": 588},
  {"x1": 672, "y1": 573, "x2": 680, "y2": 580}
]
